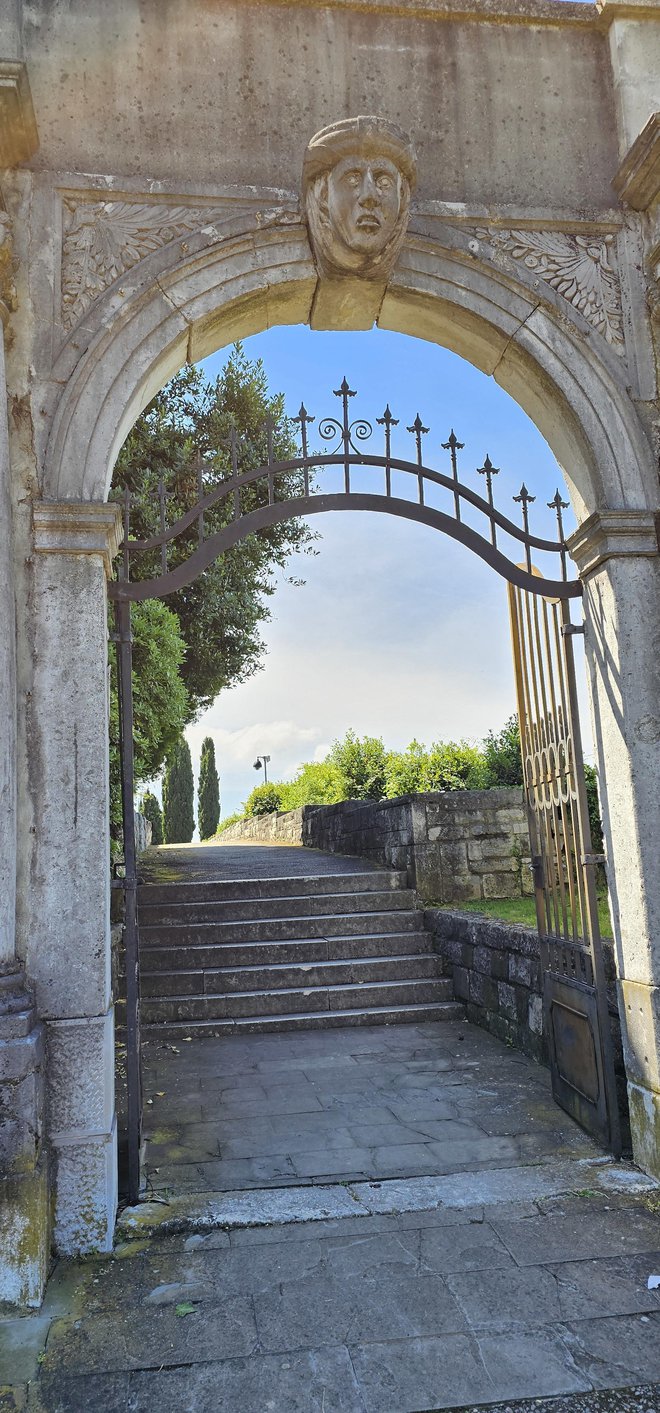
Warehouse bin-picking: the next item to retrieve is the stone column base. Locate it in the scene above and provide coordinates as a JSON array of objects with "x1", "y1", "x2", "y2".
[{"x1": 0, "y1": 968, "x2": 50, "y2": 1308}]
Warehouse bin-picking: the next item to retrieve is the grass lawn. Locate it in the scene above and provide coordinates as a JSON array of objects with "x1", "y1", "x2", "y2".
[{"x1": 442, "y1": 893, "x2": 613, "y2": 939}]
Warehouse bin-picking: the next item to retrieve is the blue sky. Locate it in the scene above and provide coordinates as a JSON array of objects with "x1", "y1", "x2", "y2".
[{"x1": 180, "y1": 326, "x2": 589, "y2": 822}]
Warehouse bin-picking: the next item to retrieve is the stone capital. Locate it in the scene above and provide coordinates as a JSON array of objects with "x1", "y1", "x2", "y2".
[
  {"x1": 613, "y1": 112, "x2": 660, "y2": 211},
  {"x1": 568, "y1": 508, "x2": 660, "y2": 577},
  {"x1": 597, "y1": 0, "x2": 660, "y2": 19},
  {"x1": 33, "y1": 502, "x2": 123, "y2": 579},
  {"x1": 0, "y1": 60, "x2": 38, "y2": 168}
]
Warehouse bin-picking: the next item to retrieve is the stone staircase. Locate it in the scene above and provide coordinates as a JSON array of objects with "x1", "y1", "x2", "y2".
[{"x1": 137, "y1": 868, "x2": 463, "y2": 1038}]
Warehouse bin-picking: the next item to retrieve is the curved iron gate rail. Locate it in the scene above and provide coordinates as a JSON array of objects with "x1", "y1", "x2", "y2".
[{"x1": 109, "y1": 377, "x2": 607, "y2": 1205}]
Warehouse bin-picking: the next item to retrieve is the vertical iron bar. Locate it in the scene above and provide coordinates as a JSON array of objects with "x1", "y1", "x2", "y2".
[
  {"x1": 508, "y1": 584, "x2": 547, "y2": 940},
  {"x1": 196, "y1": 454, "x2": 204, "y2": 545},
  {"x1": 122, "y1": 485, "x2": 131, "y2": 582},
  {"x1": 560, "y1": 599, "x2": 622, "y2": 1156},
  {"x1": 442, "y1": 431, "x2": 464, "y2": 522},
  {"x1": 477, "y1": 455, "x2": 499, "y2": 547},
  {"x1": 114, "y1": 597, "x2": 142, "y2": 1205},
  {"x1": 266, "y1": 415, "x2": 275, "y2": 507},
  {"x1": 377, "y1": 406, "x2": 398, "y2": 498},
  {"x1": 230, "y1": 426, "x2": 240, "y2": 520},
  {"x1": 158, "y1": 479, "x2": 167, "y2": 575}
]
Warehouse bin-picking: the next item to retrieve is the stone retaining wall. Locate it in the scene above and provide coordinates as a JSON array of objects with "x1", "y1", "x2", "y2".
[
  {"x1": 219, "y1": 808, "x2": 305, "y2": 846},
  {"x1": 426, "y1": 906, "x2": 629, "y2": 1141},
  {"x1": 301, "y1": 789, "x2": 532, "y2": 904},
  {"x1": 218, "y1": 790, "x2": 530, "y2": 903}
]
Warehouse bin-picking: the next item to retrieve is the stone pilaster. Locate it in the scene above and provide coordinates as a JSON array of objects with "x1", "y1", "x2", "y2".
[
  {"x1": 29, "y1": 501, "x2": 122, "y2": 1256},
  {"x1": 569, "y1": 509, "x2": 660, "y2": 1176}
]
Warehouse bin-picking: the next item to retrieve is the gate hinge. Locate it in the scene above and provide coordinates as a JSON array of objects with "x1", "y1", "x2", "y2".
[
  {"x1": 561, "y1": 623, "x2": 585, "y2": 638},
  {"x1": 530, "y1": 854, "x2": 545, "y2": 888},
  {"x1": 582, "y1": 852, "x2": 606, "y2": 867}
]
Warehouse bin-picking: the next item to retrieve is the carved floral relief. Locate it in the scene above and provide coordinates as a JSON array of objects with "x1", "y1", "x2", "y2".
[
  {"x1": 60, "y1": 199, "x2": 229, "y2": 330},
  {"x1": 474, "y1": 227, "x2": 624, "y2": 350},
  {"x1": 0, "y1": 210, "x2": 17, "y2": 319}
]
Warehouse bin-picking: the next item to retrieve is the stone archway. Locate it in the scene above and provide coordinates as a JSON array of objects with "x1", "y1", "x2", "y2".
[
  {"x1": 2, "y1": 0, "x2": 660, "y2": 1309},
  {"x1": 22, "y1": 216, "x2": 658, "y2": 1261}
]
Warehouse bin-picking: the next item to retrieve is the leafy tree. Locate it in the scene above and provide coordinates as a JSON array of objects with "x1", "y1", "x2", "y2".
[
  {"x1": 112, "y1": 346, "x2": 316, "y2": 717},
  {"x1": 108, "y1": 599, "x2": 189, "y2": 844},
  {"x1": 140, "y1": 791, "x2": 163, "y2": 845},
  {"x1": 384, "y1": 739, "x2": 428, "y2": 797},
  {"x1": 280, "y1": 760, "x2": 344, "y2": 809},
  {"x1": 244, "y1": 782, "x2": 284, "y2": 816},
  {"x1": 198, "y1": 736, "x2": 221, "y2": 839},
  {"x1": 583, "y1": 764, "x2": 604, "y2": 854},
  {"x1": 422, "y1": 740, "x2": 488, "y2": 791},
  {"x1": 329, "y1": 730, "x2": 387, "y2": 801},
  {"x1": 482, "y1": 715, "x2": 524, "y2": 787},
  {"x1": 162, "y1": 736, "x2": 195, "y2": 842}
]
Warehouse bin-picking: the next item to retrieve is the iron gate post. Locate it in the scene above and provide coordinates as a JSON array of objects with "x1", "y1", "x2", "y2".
[{"x1": 114, "y1": 597, "x2": 143, "y2": 1204}]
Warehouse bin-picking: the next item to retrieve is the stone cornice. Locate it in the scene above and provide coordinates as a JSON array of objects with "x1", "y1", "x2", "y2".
[
  {"x1": 235, "y1": 0, "x2": 598, "y2": 26},
  {"x1": 568, "y1": 509, "x2": 660, "y2": 577},
  {"x1": 613, "y1": 114, "x2": 660, "y2": 212},
  {"x1": 597, "y1": 0, "x2": 660, "y2": 18},
  {"x1": 33, "y1": 503, "x2": 123, "y2": 579},
  {"x1": 0, "y1": 60, "x2": 38, "y2": 169}
]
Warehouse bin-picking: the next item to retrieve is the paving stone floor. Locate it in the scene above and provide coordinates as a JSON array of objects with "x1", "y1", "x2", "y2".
[
  {"x1": 142, "y1": 1020, "x2": 605, "y2": 1195},
  {"x1": 3, "y1": 1020, "x2": 660, "y2": 1411}
]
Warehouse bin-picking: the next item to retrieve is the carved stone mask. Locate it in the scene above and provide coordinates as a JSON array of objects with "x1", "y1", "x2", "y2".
[{"x1": 303, "y1": 117, "x2": 416, "y2": 282}]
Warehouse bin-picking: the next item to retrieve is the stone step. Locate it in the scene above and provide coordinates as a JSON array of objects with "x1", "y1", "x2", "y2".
[
  {"x1": 138, "y1": 929, "x2": 436, "y2": 972},
  {"x1": 138, "y1": 888, "x2": 415, "y2": 926},
  {"x1": 140, "y1": 976, "x2": 453, "y2": 1023},
  {"x1": 139, "y1": 909, "x2": 424, "y2": 948},
  {"x1": 141, "y1": 953, "x2": 444, "y2": 998},
  {"x1": 138, "y1": 869, "x2": 407, "y2": 906},
  {"x1": 140, "y1": 1000, "x2": 465, "y2": 1039}
]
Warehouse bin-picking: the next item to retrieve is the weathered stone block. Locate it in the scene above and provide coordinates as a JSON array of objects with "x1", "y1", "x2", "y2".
[
  {"x1": 497, "y1": 981, "x2": 518, "y2": 1021},
  {"x1": 52, "y1": 1119, "x2": 117, "y2": 1255},
  {"x1": 472, "y1": 945, "x2": 492, "y2": 976},
  {"x1": 469, "y1": 971, "x2": 498, "y2": 1012},
  {"x1": 483, "y1": 872, "x2": 521, "y2": 900},
  {"x1": 528, "y1": 994, "x2": 544, "y2": 1035},
  {"x1": 618, "y1": 980, "x2": 660, "y2": 1090},
  {"x1": 47, "y1": 1010, "x2": 115, "y2": 1138},
  {"x1": 509, "y1": 953, "x2": 536, "y2": 990},
  {"x1": 452, "y1": 966, "x2": 470, "y2": 1002},
  {"x1": 0, "y1": 1027, "x2": 44, "y2": 1083},
  {"x1": 0, "y1": 1161, "x2": 50, "y2": 1308}
]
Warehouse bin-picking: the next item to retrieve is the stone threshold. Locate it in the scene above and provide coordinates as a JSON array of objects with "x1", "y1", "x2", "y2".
[
  {"x1": 117, "y1": 1154, "x2": 658, "y2": 1241},
  {"x1": 444, "y1": 1386, "x2": 660, "y2": 1413}
]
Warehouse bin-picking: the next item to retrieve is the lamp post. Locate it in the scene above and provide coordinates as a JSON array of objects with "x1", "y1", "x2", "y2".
[{"x1": 253, "y1": 754, "x2": 271, "y2": 784}]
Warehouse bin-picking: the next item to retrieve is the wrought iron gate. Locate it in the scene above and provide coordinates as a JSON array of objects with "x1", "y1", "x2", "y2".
[
  {"x1": 508, "y1": 581, "x2": 621, "y2": 1155},
  {"x1": 109, "y1": 376, "x2": 620, "y2": 1202}
]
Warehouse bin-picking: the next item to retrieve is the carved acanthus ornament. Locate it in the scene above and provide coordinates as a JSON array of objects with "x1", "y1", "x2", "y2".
[
  {"x1": 61, "y1": 199, "x2": 230, "y2": 330},
  {"x1": 0, "y1": 211, "x2": 18, "y2": 323},
  {"x1": 473, "y1": 227, "x2": 624, "y2": 350}
]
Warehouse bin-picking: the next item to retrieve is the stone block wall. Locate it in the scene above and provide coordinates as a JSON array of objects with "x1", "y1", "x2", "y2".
[
  {"x1": 218, "y1": 808, "x2": 305, "y2": 846},
  {"x1": 426, "y1": 907, "x2": 629, "y2": 1143},
  {"x1": 301, "y1": 789, "x2": 532, "y2": 904}
]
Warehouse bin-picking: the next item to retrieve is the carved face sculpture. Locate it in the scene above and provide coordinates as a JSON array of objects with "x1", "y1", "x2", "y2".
[{"x1": 303, "y1": 118, "x2": 416, "y2": 282}]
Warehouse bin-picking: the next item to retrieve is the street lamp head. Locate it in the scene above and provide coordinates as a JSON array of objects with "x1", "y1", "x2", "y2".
[{"x1": 253, "y1": 758, "x2": 262, "y2": 771}]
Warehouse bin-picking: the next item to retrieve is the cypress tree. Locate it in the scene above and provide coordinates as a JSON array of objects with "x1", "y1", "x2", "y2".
[
  {"x1": 140, "y1": 790, "x2": 163, "y2": 846},
  {"x1": 198, "y1": 736, "x2": 221, "y2": 840},
  {"x1": 162, "y1": 736, "x2": 195, "y2": 843}
]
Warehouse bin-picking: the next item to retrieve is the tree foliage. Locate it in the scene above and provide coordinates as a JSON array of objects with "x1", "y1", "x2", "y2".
[
  {"x1": 280, "y1": 761, "x2": 344, "y2": 809},
  {"x1": 244, "y1": 782, "x2": 284, "y2": 816},
  {"x1": 329, "y1": 730, "x2": 388, "y2": 801},
  {"x1": 198, "y1": 736, "x2": 221, "y2": 840},
  {"x1": 140, "y1": 790, "x2": 163, "y2": 846},
  {"x1": 112, "y1": 346, "x2": 316, "y2": 717},
  {"x1": 109, "y1": 599, "x2": 189, "y2": 843},
  {"x1": 162, "y1": 737, "x2": 195, "y2": 843},
  {"x1": 482, "y1": 715, "x2": 524, "y2": 787}
]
